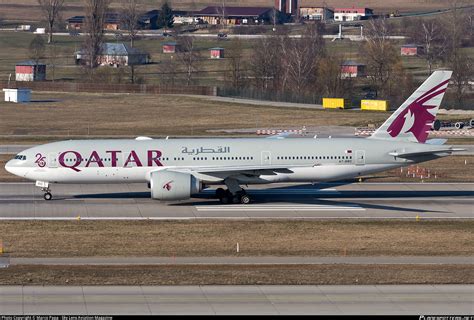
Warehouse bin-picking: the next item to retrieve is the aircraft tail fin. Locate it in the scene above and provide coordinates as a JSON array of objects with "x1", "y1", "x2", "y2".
[{"x1": 369, "y1": 70, "x2": 452, "y2": 144}]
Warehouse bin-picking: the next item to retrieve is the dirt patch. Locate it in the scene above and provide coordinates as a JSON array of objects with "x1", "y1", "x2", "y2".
[
  {"x1": 0, "y1": 264, "x2": 471, "y2": 285},
  {"x1": 0, "y1": 220, "x2": 472, "y2": 258}
]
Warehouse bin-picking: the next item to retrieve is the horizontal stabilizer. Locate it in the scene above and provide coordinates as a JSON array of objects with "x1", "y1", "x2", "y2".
[{"x1": 389, "y1": 148, "x2": 465, "y2": 158}]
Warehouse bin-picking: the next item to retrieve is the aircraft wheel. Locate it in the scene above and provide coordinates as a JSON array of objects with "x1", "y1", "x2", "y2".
[
  {"x1": 220, "y1": 195, "x2": 230, "y2": 204},
  {"x1": 240, "y1": 194, "x2": 251, "y2": 204},
  {"x1": 215, "y1": 188, "x2": 226, "y2": 199},
  {"x1": 44, "y1": 192, "x2": 52, "y2": 201}
]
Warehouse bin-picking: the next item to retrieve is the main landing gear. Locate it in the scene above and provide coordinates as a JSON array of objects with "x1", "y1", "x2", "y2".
[
  {"x1": 36, "y1": 181, "x2": 53, "y2": 200},
  {"x1": 215, "y1": 178, "x2": 251, "y2": 204}
]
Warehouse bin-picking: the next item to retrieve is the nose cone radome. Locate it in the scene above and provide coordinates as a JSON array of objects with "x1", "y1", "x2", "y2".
[{"x1": 5, "y1": 160, "x2": 14, "y2": 174}]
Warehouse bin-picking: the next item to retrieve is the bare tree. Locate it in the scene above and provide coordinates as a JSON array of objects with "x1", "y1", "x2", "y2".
[
  {"x1": 226, "y1": 38, "x2": 245, "y2": 89},
  {"x1": 249, "y1": 36, "x2": 282, "y2": 91},
  {"x1": 176, "y1": 36, "x2": 200, "y2": 86},
  {"x1": 360, "y1": 18, "x2": 400, "y2": 98},
  {"x1": 444, "y1": 1, "x2": 473, "y2": 106},
  {"x1": 281, "y1": 24, "x2": 325, "y2": 97},
  {"x1": 411, "y1": 18, "x2": 448, "y2": 74},
  {"x1": 29, "y1": 35, "x2": 45, "y2": 63},
  {"x1": 315, "y1": 55, "x2": 344, "y2": 98},
  {"x1": 37, "y1": 0, "x2": 65, "y2": 44},
  {"x1": 83, "y1": 0, "x2": 110, "y2": 71},
  {"x1": 120, "y1": 0, "x2": 141, "y2": 47}
]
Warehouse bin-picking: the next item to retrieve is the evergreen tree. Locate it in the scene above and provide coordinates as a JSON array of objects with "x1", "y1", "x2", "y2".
[{"x1": 158, "y1": 1, "x2": 174, "y2": 30}]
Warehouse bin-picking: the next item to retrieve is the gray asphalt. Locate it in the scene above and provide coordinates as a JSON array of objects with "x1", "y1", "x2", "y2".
[
  {"x1": 1, "y1": 285, "x2": 472, "y2": 315},
  {"x1": 0, "y1": 182, "x2": 472, "y2": 220},
  {"x1": 2, "y1": 256, "x2": 472, "y2": 266}
]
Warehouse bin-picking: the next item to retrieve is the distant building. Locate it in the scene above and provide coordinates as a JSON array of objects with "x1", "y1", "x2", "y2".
[
  {"x1": 139, "y1": 10, "x2": 160, "y2": 29},
  {"x1": 275, "y1": 0, "x2": 298, "y2": 15},
  {"x1": 299, "y1": 7, "x2": 334, "y2": 21},
  {"x1": 341, "y1": 60, "x2": 366, "y2": 78},
  {"x1": 195, "y1": 6, "x2": 273, "y2": 25},
  {"x1": 66, "y1": 13, "x2": 121, "y2": 31},
  {"x1": 209, "y1": 47, "x2": 224, "y2": 59},
  {"x1": 15, "y1": 60, "x2": 46, "y2": 81},
  {"x1": 163, "y1": 42, "x2": 179, "y2": 54},
  {"x1": 75, "y1": 43, "x2": 150, "y2": 66},
  {"x1": 401, "y1": 44, "x2": 424, "y2": 56},
  {"x1": 334, "y1": 8, "x2": 373, "y2": 22}
]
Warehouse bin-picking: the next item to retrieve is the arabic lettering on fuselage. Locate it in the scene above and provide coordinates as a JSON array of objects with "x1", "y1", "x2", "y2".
[{"x1": 181, "y1": 146, "x2": 230, "y2": 155}]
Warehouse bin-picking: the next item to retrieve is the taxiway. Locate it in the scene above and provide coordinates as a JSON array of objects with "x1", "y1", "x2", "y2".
[
  {"x1": 0, "y1": 285, "x2": 472, "y2": 315},
  {"x1": 0, "y1": 182, "x2": 472, "y2": 220}
]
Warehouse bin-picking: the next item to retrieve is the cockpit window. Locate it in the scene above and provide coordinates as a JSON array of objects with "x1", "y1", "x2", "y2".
[{"x1": 14, "y1": 155, "x2": 26, "y2": 160}]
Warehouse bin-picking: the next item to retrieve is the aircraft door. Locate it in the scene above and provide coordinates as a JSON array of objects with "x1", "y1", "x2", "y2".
[
  {"x1": 355, "y1": 150, "x2": 365, "y2": 165},
  {"x1": 47, "y1": 152, "x2": 59, "y2": 168},
  {"x1": 261, "y1": 151, "x2": 272, "y2": 165}
]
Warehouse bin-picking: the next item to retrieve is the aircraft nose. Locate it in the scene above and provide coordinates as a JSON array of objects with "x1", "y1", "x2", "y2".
[{"x1": 5, "y1": 160, "x2": 14, "y2": 174}]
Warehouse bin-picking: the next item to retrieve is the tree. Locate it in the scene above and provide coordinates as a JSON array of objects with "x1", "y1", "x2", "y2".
[
  {"x1": 83, "y1": 0, "x2": 110, "y2": 71},
  {"x1": 280, "y1": 24, "x2": 325, "y2": 97},
  {"x1": 360, "y1": 18, "x2": 400, "y2": 98},
  {"x1": 226, "y1": 38, "x2": 245, "y2": 89},
  {"x1": 315, "y1": 55, "x2": 344, "y2": 98},
  {"x1": 444, "y1": 1, "x2": 472, "y2": 106},
  {"x1": 158, "y1": 1, "x2": 174, "y2": 31},
  {"x1": 37, "y1": 0, "x2": 65, "y2": 44},
  {"x1": 120, "y1": 0, "x2": 141, "y2": 47},
  {"x1": 176, "y1": 36, "x2": 200, "y2": 85},
  {"x1": 408, "y1": 18, "x2": 448, "y2": 74},
  {"x1": 29, "y1": 35, "x2": 45, "y2": 63}
]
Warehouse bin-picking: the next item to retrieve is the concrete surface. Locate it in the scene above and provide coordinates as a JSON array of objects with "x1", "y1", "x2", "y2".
[
  {"x1": 0, "y1": 285, "x2": 472, "y2": 315},
  {"x1": 0, "y1": 182, "x2": 472, "y2": 220}
]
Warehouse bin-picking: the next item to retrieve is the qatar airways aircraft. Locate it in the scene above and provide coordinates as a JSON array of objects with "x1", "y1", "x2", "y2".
[{"x1": 5, "y1": 70, "x2": 462, "y2": 204}]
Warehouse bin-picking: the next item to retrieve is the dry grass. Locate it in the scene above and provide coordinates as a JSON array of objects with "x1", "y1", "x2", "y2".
[
  {"x1": 0, "y1": 220, "x2": 472, "y2": 258},
  {"x1": 0, "y1": 92, "x2": 392, "y2": 137},
  {"x1": 0, "y1": 264, "x2": 471, "y2": 285}
]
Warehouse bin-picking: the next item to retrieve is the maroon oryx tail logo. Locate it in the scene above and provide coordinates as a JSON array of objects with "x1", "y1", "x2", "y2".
[
  {"x1": 163, "y1": 180, "x2": 173, "y2": 191},
  {"x1": 387, "y1": 79, "x2": 449, "y2": 143},
  {"x1": 35, "y1": 153, "x2": 46, "y2": 167}
]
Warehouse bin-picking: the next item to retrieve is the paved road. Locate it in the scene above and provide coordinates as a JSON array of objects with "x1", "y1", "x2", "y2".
[
  {"x1": 0, "y1": 285, "x2": 472, "y2": 315},
  {"x1": 2, "y1": 256, "x2": 471, "y2": 267},
  {"x1": 0, "y1": 182, "x2": 473, "y2": 220}
]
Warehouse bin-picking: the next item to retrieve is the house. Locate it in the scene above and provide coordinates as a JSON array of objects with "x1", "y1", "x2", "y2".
[
  {"x1": 75, "y1": 43, "x2": 150, "y2": 66},
  {"x1": 209, "y1": 47, "x2": 224, "y2": 59},
  {"x1": 66, "y1": 13, "x2": 121, "y2": 30},
  {"x1": 195, "y1": 6, "x2": 273, "y2": 25},
  {"x1": 341, "y1": 60, "x2": 366, "y2": 78},
  {"x1": 163, "y1": 42, "x2": 179, "y2": 54},
  {"x1": 401, "y1": 44, "x2": 424, "y2": 56},
  {"x1": 299, "y1": 7, "x2": 334, "y2": 21},
  {"x1": 138, "y1": 10, "x2": 160, "y2": 29},
  {"x1": 334, "y1": 8, "x2": 373, "y2": 22},
  {"x1": 274, "y1": 0, "x2": 298, "y2": 15},
  {"x1": 15, "y1": 60, "x2": 46, "y2": 81}
]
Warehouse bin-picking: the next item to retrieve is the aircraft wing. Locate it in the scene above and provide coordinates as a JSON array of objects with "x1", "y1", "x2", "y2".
[
  {"x1": 389, "y1": 148, "x2": 465, "y2": 158},
  {"x1": 164, "y1": 164, "x2": 311, "y2": 181}
]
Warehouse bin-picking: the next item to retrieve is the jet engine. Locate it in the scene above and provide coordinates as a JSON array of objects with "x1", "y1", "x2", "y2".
[{"x1": 150, "y1": 170, "x2": 203, "y2": 201}]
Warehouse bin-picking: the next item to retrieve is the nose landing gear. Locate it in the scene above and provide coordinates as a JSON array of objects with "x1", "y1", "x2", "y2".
[{"x1": 36, "y1": 181, "x2": 53, "y2": 201}]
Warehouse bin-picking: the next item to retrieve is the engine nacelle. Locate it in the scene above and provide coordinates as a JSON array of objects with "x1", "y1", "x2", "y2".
[{"x1": 150, "y1": 170, "x2": 202, "y2": 201}]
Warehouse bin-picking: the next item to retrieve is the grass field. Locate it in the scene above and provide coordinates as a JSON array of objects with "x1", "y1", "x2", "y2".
[
  {"x1": 1, "y1": 264, "x2": 471, "y2": 285},
  {"x1": 0, "y1": 220, "x2": 471, "y2": 258}
]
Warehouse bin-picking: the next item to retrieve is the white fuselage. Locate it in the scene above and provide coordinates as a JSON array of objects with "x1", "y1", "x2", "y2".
[{"x1": 5, "y1": 137, "x2": 441, "y2": 186}]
